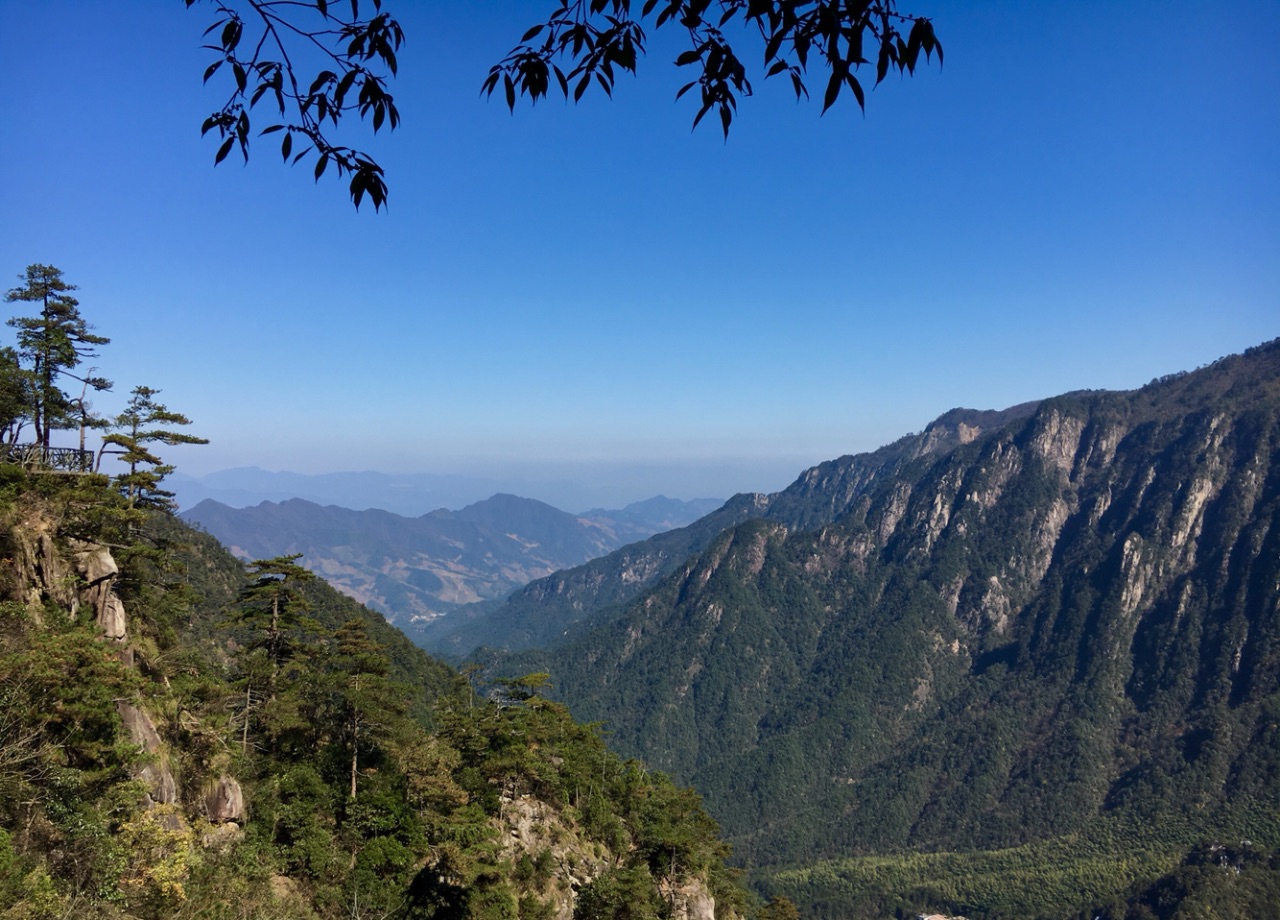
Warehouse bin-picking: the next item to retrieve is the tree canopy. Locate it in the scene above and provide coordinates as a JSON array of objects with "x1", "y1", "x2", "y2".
[
  {"x1": 189, "y1": 1, "x2": 941, "y2": 210},
  {"x1": 4, "y1": 265, "x2": 109, "y2": 450}
]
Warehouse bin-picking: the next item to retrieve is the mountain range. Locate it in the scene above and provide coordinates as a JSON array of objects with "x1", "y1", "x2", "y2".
[
  {"x1": 168, "y1": 339, "x2": 1280, "y2": 917},
  {"x1": 181, "y1": 493, "x2": 721, "y2": 627},
  {"x1": 450, "y1": 340, "x2": 1280, "y2": 916}
]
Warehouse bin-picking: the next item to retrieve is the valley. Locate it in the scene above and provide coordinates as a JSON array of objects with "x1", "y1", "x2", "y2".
[
  {"x1": 182, "y1": 493, "x2": 720, "y2": 631},
  {"x1": 173, "y1": 340, "x2": 1280, "y2": 916}
]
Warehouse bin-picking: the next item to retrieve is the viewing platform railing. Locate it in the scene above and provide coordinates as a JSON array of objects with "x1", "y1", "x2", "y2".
[{"x1": 0, "y1": 444, "x2": 96, "y2": 473}]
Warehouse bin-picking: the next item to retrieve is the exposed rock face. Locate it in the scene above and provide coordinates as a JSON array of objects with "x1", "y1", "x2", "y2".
[
  {"x1": 524, "y1": 340, "x2": 1280, "y2": 866},
  {"x1": 495, "y1": 794, "x2": 611, "y2": 920},
  {"x1": 3, "y1": 519, "x2": 129, "y2": 642},
  {"x1": 117, "y1": 701, "x2": 177, "y2": 806},
  {"x1": 71, "y1": 542, "x2": 128, "y2": 640},
  {"x1": 8, "y1": 520, "x2": 77, "y2": 621},
  {"x1": 660, "y1": 877, "x2": 718, "y2": 920},
  {"x1": 204, "y1": 775, "x2": 246, "y2": 824}
]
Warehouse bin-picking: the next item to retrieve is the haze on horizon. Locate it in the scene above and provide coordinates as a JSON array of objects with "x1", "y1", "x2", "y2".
[{"x1": 0, "y1": 1, "x2": 1275, "y2": 507}]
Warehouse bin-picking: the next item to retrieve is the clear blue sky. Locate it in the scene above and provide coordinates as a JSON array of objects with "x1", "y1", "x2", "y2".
[{"x1": 1, "y1": 1, "x2": 1276, "y2": 503}]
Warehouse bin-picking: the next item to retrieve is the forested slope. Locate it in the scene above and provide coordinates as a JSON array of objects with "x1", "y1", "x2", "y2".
[
  {"x1": 426, "y1": 405, "x2": 1042, "y2": 658},
  {"x1": 503, "y1": 341, "x2": 1280, "y2": 917},
  {"x1": 0, "y1": 468, "x2": 743, "y2": 920}
]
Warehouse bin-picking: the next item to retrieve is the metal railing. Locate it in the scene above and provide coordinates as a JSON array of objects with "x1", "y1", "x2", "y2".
[{"x1": 0, "y1": 443, "x2": 96, "y2": 473}]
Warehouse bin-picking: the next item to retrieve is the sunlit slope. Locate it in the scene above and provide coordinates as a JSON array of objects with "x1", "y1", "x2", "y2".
[{"x1": 513, "y1": 341, "x2": 1280, "y2": 875}]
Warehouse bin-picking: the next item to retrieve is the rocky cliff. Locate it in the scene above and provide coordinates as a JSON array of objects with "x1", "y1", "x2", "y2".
[{"x1": 502, "y1": 341, "x2": 1280, "y2": 888}]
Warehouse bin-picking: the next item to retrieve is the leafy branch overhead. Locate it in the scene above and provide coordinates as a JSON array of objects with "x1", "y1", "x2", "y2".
[
  {"x1": 486, "y1": 0, "x2": 942, "y2": 137},
  {"x1": 187, "y1": 0, "x2": 403, "y2": 211},
  {"x1": 190, "y1": 2, "x2": 939, "y2": 211}
]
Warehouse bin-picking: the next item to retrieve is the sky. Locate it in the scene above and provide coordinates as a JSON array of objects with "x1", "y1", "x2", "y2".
[{"x1": 0, "y1": 1, "x2": 1276, "y2": 508}]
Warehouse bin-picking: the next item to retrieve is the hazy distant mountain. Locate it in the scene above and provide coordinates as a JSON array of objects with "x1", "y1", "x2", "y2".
[
  {"x1": 169, "y1": 465, "x2": 740, "y2": 516},
  {"x1": 169, "y1": 468, "x2": 528, "y2": 516},
  {"x1": 181, "y1": 493, "x2": 720, "y2": 626}
]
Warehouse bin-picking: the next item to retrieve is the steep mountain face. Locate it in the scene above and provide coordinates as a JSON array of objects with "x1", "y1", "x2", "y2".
[
  {"x1": 507, "y1": 342, "x2": 1280, "y2": 878},
  {"x1": 183, "y1": 493, "x2": 718, "y2": 630},
  {"x1": 426, "y1": 405, "x2": 1042, "y2": 656},
  {"x1": 420, "y1": 492, "x2": 777, "y2": 656}
]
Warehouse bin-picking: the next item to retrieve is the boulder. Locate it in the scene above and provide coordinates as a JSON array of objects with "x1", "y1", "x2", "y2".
[
  {"x1": 71, "y1": 541, "x2": 127, "y2": 641},
  {"x1": 205, "y1": 775, "x2": 246, "y2": 824}
]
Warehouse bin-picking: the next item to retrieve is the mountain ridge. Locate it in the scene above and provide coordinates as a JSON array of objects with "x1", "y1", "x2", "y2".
[
  {"x1": 420, "y1": 401, "x2": 1046, "y2": 657},
  {"x1": 480, "y1": 339, "x2": 1280, "y2": 913},
  {"x1": 182, "y1": 492, "x2": 722, "y2": 629}
]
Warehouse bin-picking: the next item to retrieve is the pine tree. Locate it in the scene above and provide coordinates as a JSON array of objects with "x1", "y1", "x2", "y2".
[
  {"x1": 100, "y1": 385, "x2": 207, "y2": 509},
  {"x1": 329, "y1": 619, "x2": 407, "y2": 800},
  {"x1": 225, "y1": 555, "x2": 317, "y2": 753},
  {"x1": 4, "y1": 264, "x2": 109, "y2": 450},
  {"x1": 0, "y1": 347, "x2": 31, "y2": 447}
]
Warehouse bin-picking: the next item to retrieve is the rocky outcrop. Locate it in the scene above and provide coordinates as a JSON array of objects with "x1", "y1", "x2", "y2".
[
  {"x1": 659, "y1": 877, "x2": 718, "y2": 920},
  {"x1": 8, "y1": 518, "x2": 77, "y2": 621},
  {"x1": 71, "y1": 541, "x2": 127, "y2": 640},
  {"x1": 3, "y1": 512, "x2": 130, "y2": 642},
  {"x1": 204, "y1": 775, "x2": 246, "y2": 824},
  {"x1": 117, "y1": 702, "x2": 177, "y2": 807},
  {"x1": 495, "y1": 794, "x2": 611, "y2": 920}
]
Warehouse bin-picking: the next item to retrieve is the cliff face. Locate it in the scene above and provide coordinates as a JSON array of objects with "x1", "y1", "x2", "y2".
[{"x1": 515, "y1": 341, "x2": 1280, "y2": 868}]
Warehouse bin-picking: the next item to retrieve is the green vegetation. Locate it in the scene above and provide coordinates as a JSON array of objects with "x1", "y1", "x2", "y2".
[
  {"x1": 494, "y1": 341, "x2": 1280, "y2": 917},
  {"x1": 0, "y1": 265, "x2": 740, "y2": 919},
  {"x1": 763, "y1": 817, "x2": 1280, "y2": 919},
  {"x1": 0, "y1": 462, "x2": 742, "y2": 920}
]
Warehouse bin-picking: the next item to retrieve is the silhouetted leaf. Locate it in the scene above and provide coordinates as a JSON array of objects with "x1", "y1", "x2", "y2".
[{"x1": 821, "y1": 71, "x2": 841, "y2": 113}]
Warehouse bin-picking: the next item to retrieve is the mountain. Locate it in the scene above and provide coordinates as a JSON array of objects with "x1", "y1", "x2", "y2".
[
  {"x1": 170, "y1": 467, "x2": 547, "y2": 516},
  {"x1": 182, "y1": 492, "x2": 720, "y2": 630},
  {"x1": 170, "y1": 464, "x2": 738, "y2": 516},
  {"x1": 487, "y1": 340, "x2": 1280, "y2": 917},
  {"x1": 0, "y1": 466, "x2": 741, "y2": 920},
  {"x1": 422, "y1": 404, "x2": 1042, "y2": 657}
]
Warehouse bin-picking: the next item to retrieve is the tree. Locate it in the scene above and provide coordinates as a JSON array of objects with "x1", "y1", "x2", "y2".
[
  {"x1": 0, "y1": 347, "x2": 32, "y2": 447},
  {"x1": 189, "y1": 1, "x2": 940, "y2": 209},
  {"x1": 71, "y1": 368, "x2": 113, "y2": 455},
  {"x1": 225, "y1": 554, "x2": 317, "y2": 753},
  {"x1": 758, "y1": 896, "x2": 800, "y2": 920},
  {"x1": 487, "y1": 0, "x2": 942, "y2": 138},
  {"x1": 230, "y1": 554, "x2": 317, "y2": 674},
  {"x1": 188, "y1": 0, "x2": 403, "y2": 211},
  {"x1": 100, "y1": 386, "x2": 209, "y2": 509},
  {"x1": 4, "y1": 264, "x2": 110, "y2": 450},
  {"x1": 327, "y1": 618, "x2": 407, "y2": 800}
]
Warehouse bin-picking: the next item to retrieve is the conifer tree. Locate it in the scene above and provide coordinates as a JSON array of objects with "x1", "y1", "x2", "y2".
[
  {"x1": 0, "y1": 347, "x2": 31, "y2": 447},
  {"x1": 329, "y1": 619, "x2": 406, "y2": 800},
  {"x1": 231, "y1": 555, "x2": 316, "y2": 674},
  {"x1": 226, "y1": 555, "x2": 317, "y2": 753},
  {"x1": 4, "y1": 264, "x2": 109, "y2": 450},
  {"x1": 101, "y1": 385, "x2": 208, "y2": 509}
]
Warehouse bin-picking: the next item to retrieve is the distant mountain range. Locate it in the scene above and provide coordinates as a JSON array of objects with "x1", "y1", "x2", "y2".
[
  {"x1": 181, "y1": 493, "x2": 721, "y2": 626},
  {"x1": 168, "y1": 464, "x2": 768, "y2": 516}
]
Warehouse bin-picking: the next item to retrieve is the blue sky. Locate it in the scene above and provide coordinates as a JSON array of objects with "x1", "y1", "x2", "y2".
[{"x1": 1, "y1": 1, "x2": 1276, "y2": 505}]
